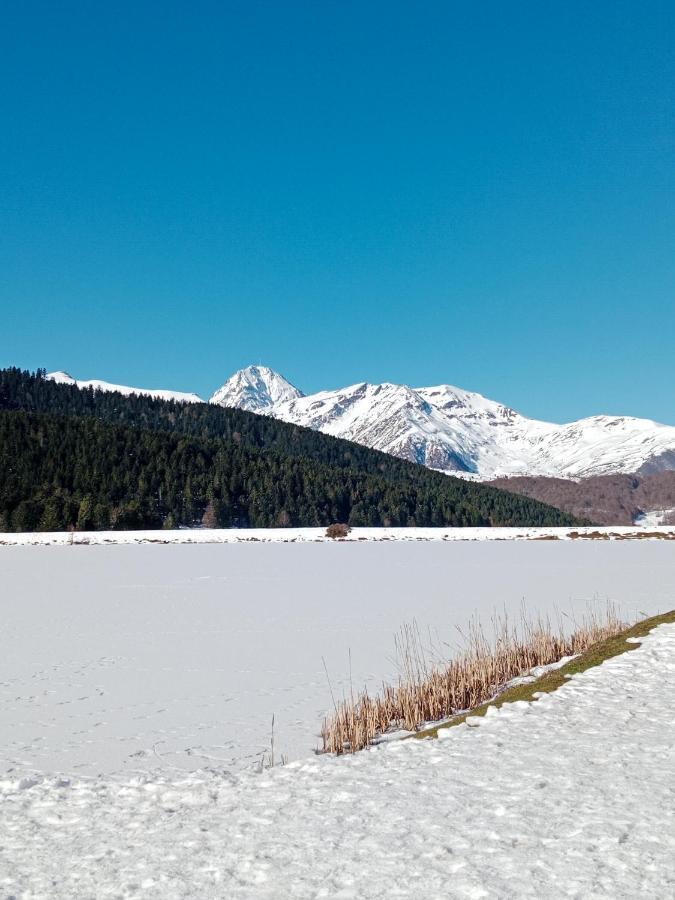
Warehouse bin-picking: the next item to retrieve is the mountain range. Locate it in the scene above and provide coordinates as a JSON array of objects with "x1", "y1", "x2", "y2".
[
  {"x1": 1, "y1": 368, "x2": 576, "y2": 531},
  {"x1": 48, "y1": 366, "x2": 675, "y2": 483},
  {"x1": 39, "y1": 366, "x2": 675, "y2": 525}
]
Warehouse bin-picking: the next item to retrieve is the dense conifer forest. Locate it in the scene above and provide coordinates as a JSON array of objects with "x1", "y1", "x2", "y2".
[{"x1": 0, "y1": 368, "x2": 578, "y2": 531}]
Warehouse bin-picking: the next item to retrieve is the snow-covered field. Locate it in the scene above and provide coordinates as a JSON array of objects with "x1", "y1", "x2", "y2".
[
  {"x1": 2, "y1": 524, "x2": 675, "y2": 545},
  {"x1": 2, "y1": 617, "x2": 674, "y2": 898},
  {"x1": 1, "y1": 541, "x2": 673, "y2": 781}
]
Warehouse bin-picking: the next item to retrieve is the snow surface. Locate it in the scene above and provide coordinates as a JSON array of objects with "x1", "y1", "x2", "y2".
[
  {"x1": 1, "y1": 541, "x2": 672, "y2": 781},
  {"x1": 634, "y1": 507, "x2": 675, "y2": 527},
  {"x1": 2, "y1": 524, "x2": 675, "y2": 545},
  {"x1": 210, "y1": 366, "x2": 675, "y2": 480},
  {"x1": 2, "y1": 617, "x2": 673, "y2": 898},
  {"x1": 46, "y1": 371, "x2": 203, "y2": 404}
]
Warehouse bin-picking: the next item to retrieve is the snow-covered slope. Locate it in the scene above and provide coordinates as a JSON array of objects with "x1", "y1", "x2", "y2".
[
  {"x1": 265, "y1": 381, "x2": 482, "y2": 471},
  {"x1": 211, "y1": 367, "x2": 675, "y2": 480},
  {"x1": 209, "y1": 365, "x2": 303, "y2": 412},
  {"x1": 47, "y1": 371, "x2": 203, "y2": 404}
]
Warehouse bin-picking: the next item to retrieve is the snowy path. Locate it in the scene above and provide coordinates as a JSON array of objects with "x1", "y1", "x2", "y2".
[{"x1": 2, "y1": 623, "x2": 674, "y2": 898}]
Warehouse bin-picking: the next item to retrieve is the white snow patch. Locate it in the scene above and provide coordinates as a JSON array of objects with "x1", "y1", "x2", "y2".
[
  {"x1": 501, "y1": 653, "x2": 578, "y2": 689},
  {"x1": 47, "y1": 371, "x2": 203, "y2": 404},
  {"x1": 634, "y1": 507, "x2": 675, "y2": 527}
]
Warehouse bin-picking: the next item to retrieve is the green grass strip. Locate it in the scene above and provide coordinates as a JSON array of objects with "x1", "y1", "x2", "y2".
[{"x1": 413, "y1": 609, "x2": 675, "y2": 741}]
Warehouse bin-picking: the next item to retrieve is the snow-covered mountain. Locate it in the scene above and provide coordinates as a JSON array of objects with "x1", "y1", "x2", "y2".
[
  {"x1": 209, "y1": 365, "x2": 303, "y2": 412},
  {"x1": 210, "y1": 366, "x2": 675, "y2": 480},
  {"x1": 46, "y1": 365, "x2": 675, "y2": 480},
  {"x1": 47, "y1": 371, "x2": 203, "y2": 404}
]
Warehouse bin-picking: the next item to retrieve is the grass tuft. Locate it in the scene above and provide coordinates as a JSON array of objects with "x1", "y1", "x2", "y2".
[
  {"x1": 414, "y1": 608, "x2": 675, "y2": 740},
  {"x1": 321, "y1": 604, "x2": 628, "y2": 754}
]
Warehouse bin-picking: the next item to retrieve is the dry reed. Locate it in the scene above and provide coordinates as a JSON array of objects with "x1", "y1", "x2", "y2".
[{"x1": 321, "y1": 604, "x2": 624, "y2": 754}]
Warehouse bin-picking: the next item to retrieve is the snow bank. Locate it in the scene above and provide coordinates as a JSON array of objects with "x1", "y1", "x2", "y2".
[{"x1": 2, "y1": 623, "x2": 673, "y2": 898}]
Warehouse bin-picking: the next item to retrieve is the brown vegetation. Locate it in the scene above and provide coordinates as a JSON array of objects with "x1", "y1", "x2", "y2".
[
  {"x1": 568, "y1": 530, "x2": 675, "y2": 540},
  {"x1": 414, "y1": 608, "x2": 675, "y2": 740},
  {"x1": 201, "y1": 500, "x2": 218, "y2": 529},
  {"x1": 321, "y1": 605, "x2": 624, "y2": 755},
  {"x1": 489, "y1": 471, "x2": 675, "y2": 525},
  {"x1": 326, "y1": 522, "x2": 351, "y2": 539}
]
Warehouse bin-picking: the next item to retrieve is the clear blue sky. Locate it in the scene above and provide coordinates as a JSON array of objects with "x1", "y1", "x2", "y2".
[{"x1": 1, "y1": 2, "x2": 674, "y2": 423}]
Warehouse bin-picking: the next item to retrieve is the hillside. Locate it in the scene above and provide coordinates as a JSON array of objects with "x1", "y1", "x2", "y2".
[
  {"x1": 489, "y1": 472, "x2": 675, "y2": 526},
  {"x1": 0, "y1": 370, "x2": 578, "y2": 531}
]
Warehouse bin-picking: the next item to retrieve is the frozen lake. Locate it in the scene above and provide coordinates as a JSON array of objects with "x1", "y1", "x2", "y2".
[{"x1": 1, "y1": 541, "x2": 673, "y2": 777}]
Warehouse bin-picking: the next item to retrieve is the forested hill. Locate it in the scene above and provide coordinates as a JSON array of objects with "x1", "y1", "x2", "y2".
[{"x1": 0, "y1": 368, "x2": 579, "y2": 531}]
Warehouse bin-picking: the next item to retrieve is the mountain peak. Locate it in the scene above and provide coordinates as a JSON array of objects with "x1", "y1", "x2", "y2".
[
  {"x1": 416, "y1": 383, "x2": 521, "y2": 423},
  {"x1": 210, "y1": 365, "x2": 304, "y2": 412},
  {"x1": 47, "y1": 370, "x2": 76, "y2": 383}
]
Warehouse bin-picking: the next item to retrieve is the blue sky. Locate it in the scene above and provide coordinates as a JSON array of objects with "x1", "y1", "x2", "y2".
[{"x1": 1, "y1": 2, "x2": 674, "y2": 423}]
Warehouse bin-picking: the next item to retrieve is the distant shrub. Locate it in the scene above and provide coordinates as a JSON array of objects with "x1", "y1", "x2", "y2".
[{"x1": 326, "y1": 522, "x2": 350, "y2": 539}]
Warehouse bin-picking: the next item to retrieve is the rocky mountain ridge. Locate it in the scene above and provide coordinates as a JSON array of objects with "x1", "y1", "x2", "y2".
[{"x1": 210, "y1": 366, "x2": 675, "y2": 481}]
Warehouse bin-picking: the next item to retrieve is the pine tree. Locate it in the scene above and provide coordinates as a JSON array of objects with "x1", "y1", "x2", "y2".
[{"x1": 77, "y1": 495, "x2": 95, "y2": 530}]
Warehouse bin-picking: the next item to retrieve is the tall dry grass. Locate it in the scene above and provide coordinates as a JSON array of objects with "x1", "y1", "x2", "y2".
[{"x1": 321, "y1": 604, "x2": 624, "y2": 754}]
